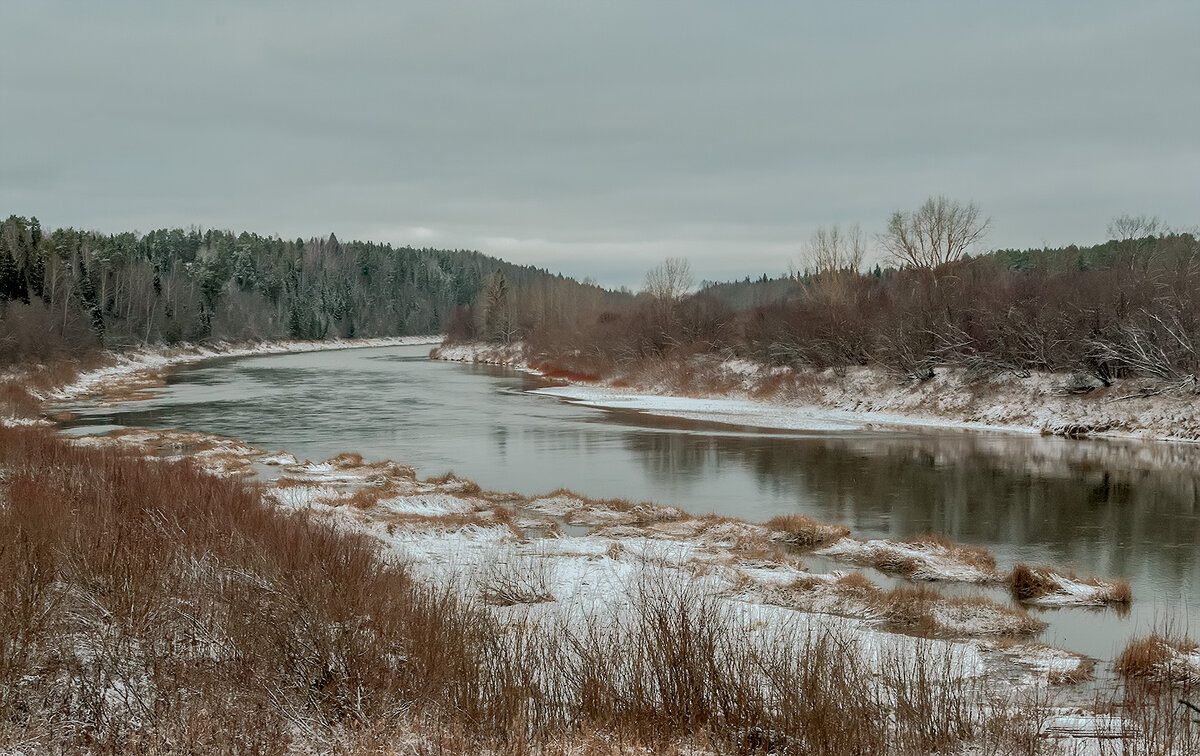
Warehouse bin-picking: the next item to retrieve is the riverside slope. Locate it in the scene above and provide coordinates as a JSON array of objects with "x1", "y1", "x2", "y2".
[{"x1": 432, "y1": 341, "x2": 1200, "y2": 443}]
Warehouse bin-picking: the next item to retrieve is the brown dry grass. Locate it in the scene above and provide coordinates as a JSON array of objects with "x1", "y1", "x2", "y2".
[
  {"x1": 1116, "y1": 634, "x2": 1200, "y2": 684},
  {"x1": 0, "y1": 380, "x2": 41, "y2": 418},
  {"x1": 1009, "y1": 564, "x2": 1062, "y2": 601},
  {"x1": 425, "y1": 470, "x2": 483, "y2": 494},
  {"x1": 1009, "y1": 563, "x2": 1133, "y2": 605},
  {"x1": 834, "y1": 571, "x2": 877, "y2": 594},
  {"x1": 874, "y1": 586, "x2": 1044, "y2": 639},
  {"x1": 766, "y1": 513, "x2": 850, "y2": 548},
  {"x1": 5, "y1": 423, "x2": 1192, "y2": 752},
  {"x1": 1109, "y1": 577, "x2": 1135, "y2": 604},
  {"x1": 907, "y1": 533, "x2": 998, "y2": 572},
  {"x1": 0, "y1": 425, "x2": 1014, "y2": 753},
  {"x1": 0, "y1": 425, "x2": 490, "y2": 753}
]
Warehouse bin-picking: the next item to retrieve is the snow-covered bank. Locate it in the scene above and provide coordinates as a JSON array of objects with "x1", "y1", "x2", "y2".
[
  {"x1": 31, "y1": 335, "x2": 441, "y2": 408},
  {"x1": 432, "y1": 341, "x2": 1200, "y2": 443},
  {"x1": 77, "y1": 428, "x2": 1098, "y2": 675}
]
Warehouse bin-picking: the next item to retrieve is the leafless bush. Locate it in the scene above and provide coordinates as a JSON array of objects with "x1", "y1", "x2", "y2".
[{"x1": 476, "y1": 550, "x2": 557, "y2": 606}]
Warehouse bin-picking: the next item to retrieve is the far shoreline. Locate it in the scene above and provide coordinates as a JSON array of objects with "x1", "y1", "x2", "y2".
[{"x1": 432, "y1": 341, "x2": 1200, "y2": 446}]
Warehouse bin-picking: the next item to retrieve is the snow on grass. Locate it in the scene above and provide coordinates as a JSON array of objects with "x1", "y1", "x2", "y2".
[
  {"x1": 57, "y1": 421, "x2": 1155, "y2": 723},
  {"x1": 1009, "y1": 564, "x2": 1133, "y2": 607},
  {"x1": 1002, "y1": 644, "x2": 1095, "y2": 685},
  {"x1": 1040, "y1": 711, "x2": 1138, "y2": 740},
  {"x1": 527, "y1": 490, "x2": 688, "y2": 526},
  {"x1": 430, "y1": 342, "x2": 525, "y2": 365},
  {"x1": 816, "y1": 536, "x2": 1002, "y2": 584},
  {"x1": 438, "y1": 340, "x2": 1200, "y2": 442},
  {"x1": 259, "y1": 451, "x2": 299, "y2": 466},
  {"x1": 1115, "y1": 633, "x2": 1200, "y2": 685}
]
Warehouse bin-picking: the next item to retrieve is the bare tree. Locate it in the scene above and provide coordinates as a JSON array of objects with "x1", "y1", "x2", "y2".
[
  {"x1": 643, "y1": 257, "x2": 693, "y2": 301},
  {"x1": 1108, "y1": 214, "x2": 1165, "y2": 272},
  {"x1": 1107, "y1": 214, "x2": 1162, "y2": 242},
  {"x1": 880, "y1": 196, "x2": 989, "y2": 270},
  {"x1": 802, "y1": 224, "x2": 866, "y2": 277}
]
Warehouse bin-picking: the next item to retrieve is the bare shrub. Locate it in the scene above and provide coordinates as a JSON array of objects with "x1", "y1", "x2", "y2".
[{"x1": 477, "y1": 551, "x2": 557, "y2": 606}]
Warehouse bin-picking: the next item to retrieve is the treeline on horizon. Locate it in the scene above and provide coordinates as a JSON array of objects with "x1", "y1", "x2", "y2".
[
  {"x1": 0, "y1": 214, "x2": 624, "y2": 367},
  {"x1": 456, "y1": 200, "x2": 1200, "y2": 389}
]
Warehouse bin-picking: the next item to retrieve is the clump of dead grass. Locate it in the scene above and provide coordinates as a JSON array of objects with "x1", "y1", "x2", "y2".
[
  {"x1": 425, "y1": 471, "x2": 483, "y2": 494},
  {"x1": 1116, "y1": 633, "x2": 1200, "y2": 686},
  {"x1": 1009, "y1": 563, "x2": 1133, "y2": 606},
  {"x1": 766, "y1": 513, "x2": 850, "y2": 548},
  {"x1": 0, "y1": 380, "x2": 41, "y2": 419},
  {"x1": 818, "y1": 535, "x2": 1001, "y2": 583},
  {"x1": 476, "y1": 553, "x2": 557, "y2": 607},
  {"x1": 876, "y1": 586, "x2": 1046, "y2": 639}
]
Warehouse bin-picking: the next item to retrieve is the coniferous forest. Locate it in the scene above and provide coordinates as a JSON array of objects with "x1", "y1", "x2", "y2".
[{"x1": 0, "y1": 214, "x2": 622, "y2": 367}]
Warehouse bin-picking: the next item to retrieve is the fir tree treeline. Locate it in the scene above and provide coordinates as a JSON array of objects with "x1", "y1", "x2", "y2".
[{"x1": 0, "y1": 215, "x2": 585, "y2": 366}]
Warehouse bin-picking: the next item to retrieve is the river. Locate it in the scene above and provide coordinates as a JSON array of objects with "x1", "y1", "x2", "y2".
[{"x1": 61, "y1": 343, "x2": 1200, "y2": 667}]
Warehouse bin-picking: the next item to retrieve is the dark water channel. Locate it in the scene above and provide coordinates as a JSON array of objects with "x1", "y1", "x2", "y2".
[{"x1": 60, "y1": 344, "x2": 1200, "y2": 666}]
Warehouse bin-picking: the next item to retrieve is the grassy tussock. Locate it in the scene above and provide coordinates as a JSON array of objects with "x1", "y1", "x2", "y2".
[
  {"x1": 1116, "y1": 634, "x2": 1200, "y2": 685},
  {"x1": 777, "y1": 573, "x2": 1045, "y2": 640},
  {"x1": 0, "y1": 380, "x2": 42, "y2": 419},
  {"x1": 424, "y1": 471, "x2": 483, "y2": 494},
  {"x1": 907, "y1": 534, "x2": 998, "y2": 572},
  {"x1": 765, "y1": 513, "x2": 850, "y2": 548},
  {"x1": 534, "y1": 487, "x2": 689, "y2": 527},
  {"x1": 1009, "y1": 563, "x2": 1133, "y2": 606}
]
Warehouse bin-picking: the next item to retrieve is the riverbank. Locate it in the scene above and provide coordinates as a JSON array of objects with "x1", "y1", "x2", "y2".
[
  {"x1": 432, "y1": 341, "x2": 1200, "y2": 443},
  {"x1": 9, "y1": 339, "x2": 1198, "y2": 752},
  {"x1": 1, "y1": 335, "x2": 441, "y2": 424}
]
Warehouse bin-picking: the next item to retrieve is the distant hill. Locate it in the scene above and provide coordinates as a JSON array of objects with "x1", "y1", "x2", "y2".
[{"x1": 0, "y1": 214, "x2": 586, "y2": 364}]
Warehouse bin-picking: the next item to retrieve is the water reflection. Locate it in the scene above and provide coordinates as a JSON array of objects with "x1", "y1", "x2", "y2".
[
  {"x1": 59, "y1": 344, "x2": 1200, "y2": 660},
  {"x1": 624, "y1": 426, "x2": 1200, "y2": 598}
]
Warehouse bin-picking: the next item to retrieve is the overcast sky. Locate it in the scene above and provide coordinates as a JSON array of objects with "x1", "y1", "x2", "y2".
[{"x1": 3, "y1": 1, "x2": 1197, "y2": 289}]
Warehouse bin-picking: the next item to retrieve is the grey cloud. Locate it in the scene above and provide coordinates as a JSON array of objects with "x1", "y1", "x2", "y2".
[{"x1": 2, "y1": 1, "x2": 1197, "y2": 287}]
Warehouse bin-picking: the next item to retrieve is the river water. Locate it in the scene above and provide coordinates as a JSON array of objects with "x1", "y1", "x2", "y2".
[{"x1": 62, "y1": 344, "x2": 1200, "y2": 666}]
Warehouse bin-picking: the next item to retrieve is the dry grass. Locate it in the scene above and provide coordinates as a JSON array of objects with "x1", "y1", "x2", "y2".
[
  {"x1": 1009, "y1": 563, "x2": 1133, "y2": 606},
  {"x1": 1009, "y1": 564, "x2": 1062, "y2": 601},
  {"x1": 907, "y1": 533, "x2": 998, "y2": 572},
  {"x1": 1116, "y1": 634, "x2": 1200, "y2": 685},
  {"x1": 537, "y1": 488, "x2": 688, "y2": 527},
  {"x1": 2, "y1": 424, "x2": 1192, "y2": 752},
  {"x1": 765, "y1": 513, "x2": 850, "y2": 548},
  {"x1": 0, "y1": 380, "x2": 41, "y2": 419},
  {"x1": 0, "y1": 427, "x2": 993, "y2": 752},
  {"x1": 476, "y1": 552, "x2": 557, "y2": 606},
  {"x1": 819, "y1": 534, "x2": 1002, "y2": 583},
  {"x1": 425, "y1": 470, "x2": 483, "y2": 494},
  {"x1": 0, "y1": 425, "x2": 491, "y2": 754},
  {"x1": 834, "y1": 571, "x2": 877, "y2": 594},
  {"x1": 871, "y1": 586, "x2": 1043, "y2": 639}
]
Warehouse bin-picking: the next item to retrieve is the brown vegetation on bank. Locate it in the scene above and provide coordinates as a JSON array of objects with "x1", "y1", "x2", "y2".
[
  {"x1": 1116, "y1": 633, "x2": 1200, "y2": 686},
  {"x1": 0, "y1": 425, "x2": 1088, "y2": 754},
  {"x1": 1009, "y1": 563, "x2": 1134, "y2": 606},
  {"x1": 765, "y1": 513, "x2": 850, "y2": 548}
]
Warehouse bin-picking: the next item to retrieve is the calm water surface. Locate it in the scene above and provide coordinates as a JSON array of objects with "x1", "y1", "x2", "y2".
[{"x1": 62, "y1": 344, "x2": 1200, "y2": 665}]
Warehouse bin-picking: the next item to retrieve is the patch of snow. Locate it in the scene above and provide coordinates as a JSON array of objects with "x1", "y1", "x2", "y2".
[
  {"x1": 532, "y1": 386, "x2": 868, "y2": 432},
  {"x1": 816, "y1": 537, "x2": 1001, "y2": 583}
]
